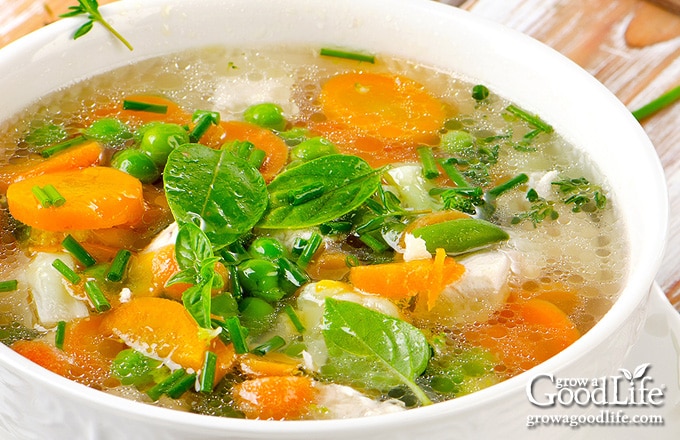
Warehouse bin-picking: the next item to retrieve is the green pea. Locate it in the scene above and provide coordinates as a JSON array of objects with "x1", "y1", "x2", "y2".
[
  {"x1": 84, "y1": 118, "x2": 133, "y2": 148},
  {"x1": 248, "y1": 237, "x2": 285, "y2": 260},
  {"x1": 138, "y1": 123, "x2": 189, "y2": 166},
  {"x1": 440, "y1": 130, "x2": 475, "y2": 154},
  {"x1": 290, "y1": 137, "x2": 338, "y2": 162},
  {"x1": 111, "y1": 149, "x2": 160, "y2": 183},
  {"x1": 412, "y1": 218, "x2": 509, "y2": 255},
  {"x1": 471, "y1": 84, "x2": 490, "y2": 101},
  {"x1": 237, "y1": 259, "x2": 285, "y2": 302},
  {"x1": 243, "y1": 103, "x2": 286, "y2": 131},
  {"x1": 238, "y1": 296, "x2": 277, "y2": 336}
]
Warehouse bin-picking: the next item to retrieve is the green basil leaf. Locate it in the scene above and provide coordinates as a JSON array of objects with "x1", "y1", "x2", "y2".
[
  {"x1": 258, "y1": 154, "x2": 382, "y2": 229},
  {"x1": 174, "y1": 222, "x2": 214, "y2": 271},
  {"x1": 321, "y1": 298, "x2": 432, "y2": 405},
  {"x1": 181, "y1": 261, "x2": 216, "y2": 329},
  {"x1": 164, "y1": 143, "x2": 268, "y2": 248}
]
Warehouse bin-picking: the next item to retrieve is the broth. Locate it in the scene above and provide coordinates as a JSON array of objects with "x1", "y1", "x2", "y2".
[{"x1": 0, "y1": 46, "x2": 627, "y2": 419}]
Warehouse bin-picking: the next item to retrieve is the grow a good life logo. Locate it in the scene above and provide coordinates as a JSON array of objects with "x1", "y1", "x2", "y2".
[{"x1": 525, "y1": 363, "x2": 666, "y2": 429}]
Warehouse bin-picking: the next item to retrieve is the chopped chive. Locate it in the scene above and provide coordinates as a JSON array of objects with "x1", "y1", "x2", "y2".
[
  {"x1": 364, "y1": 197, "x2": 385, "y2": 214},
  {"x1": 248, "y1": 148, "x2": 267, "y2": 169},
  {"x1": 297, "y1": 232, "x2": 322, "y2": 268},
  {"x1": 189, "y1": 110, "x2": 220, "y2": 143},
  {"x1": 0, "y1": 279, "x2": 18, "y2": 292},
  {"x1": 62, "y1": 235, "x2": 96, "y2": 267},
  {"x1": 359, "y1": 232, "x2": 390, "y2": 253},
  {"x1": 199, "y1": 351, "x2": 218, "y2": 393},
  {"x1": 277, "y1": 257, "x2": 310, "y2": 294},
  {"x1": 345, "y1": 254, "x2": 360, "y2": 267},
  {"x1": 166, "y1": 371, "x2": 197, "y2": 399},
  {"x1": 84, "y1": 280, "x2": 110, "y2": 312},
  {"x1": 438, "y1": 158, "x2": 470, "y2": 188},
  {"x1": 632, "y1": 85, "x2": 680, "y2": 121},
  {"x1": 320, "y1": 48, "x2": 375, "y2": 64},
  {"x1": 31, "y1": 186, "x2": 52, "y2": 208},
  {"x1": 122, "y1": 99, "x2": 168, "y2": 114},
  {"x1": 284, "y1": 304, "x2": 305, "y2": 333},
  {"x1": 291, "y1": 237, "x2": 307, "y2": 258},
  {"x1": 505, "y1": 105, "x2": 553, "y2": 133},
  {"x1": 52, "y1": 258, "x2": 81, "y2": 284},
  {"x1": 252, "y1": 335, "x2": 286, "y2": 356},
  {"x1": 225, "y1": 316, "x2": 249, "y2": 354},
  {"x1": 146, "y1": 369, "x2": 187, "y2": 401},
  {"x1": 106, "y1": 249, "x2": 131, "y2": 282},
  {"x1": 43, "y1": 184, "x2": 66, "y2": 207},
  {"x1": 55, "y1": 321, "x2": 66, "y2": 350},
  {"x1": 319, "y1": 221, "x2": 353, "y2": 235},
  {"x1": 40, "y1": 135, "x2": 87, "y2": 158},
  {"x1": 487, "y1": 173, "x2": 529, "y2": 198},
  {"x1": 417, "y1": 146, "x2": 441, "y2": 179},
  {"x1": 288, "y1": 182, "x2": 325, "y2": 206}
]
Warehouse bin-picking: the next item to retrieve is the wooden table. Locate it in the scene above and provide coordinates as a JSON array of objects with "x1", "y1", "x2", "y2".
[{"x1": 1, "y1": 0, "x2": 680, "y2": 310}]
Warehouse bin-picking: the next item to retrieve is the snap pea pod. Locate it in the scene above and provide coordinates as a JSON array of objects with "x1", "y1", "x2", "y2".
[{"x1": 411, "y1": 218, "x2": 509, "y2": 255}]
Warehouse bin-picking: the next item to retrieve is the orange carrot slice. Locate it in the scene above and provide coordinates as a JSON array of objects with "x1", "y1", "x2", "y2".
[
  {"x1": 239, "y1": 352, "x2": 302, "y2": 378},
  {"x1": 232, "y1": 376, "x2": 317, "y2": 420},
  {"x1": 12, "y1": 339, "x2": 73, "y2": 378},
  {"x1": 315, "y1": 72, "x2": 446, "y2": 166},
  {"x1": 7, "y1": 166, "x2": 145, "y2": 232},
  {"x1": 0, "y1": 141, "x2": 103, "y2": 193},
  {"x1": 349, "y1": 248, "x2": 465, "y2": 307},
  {"x1": 91, "y1": 95, "x2": 191, "y2": 127},
  {"x1": 465, "y1": 298, "x2": 581, "y2": 375},
  {"x1": 62, "y1": 315, "x2": 126, "y2": 388},
  {"x1": 101, "y1": 297, "x2": 210, "y2": 372},
  {"x1": 202, "y1": 120, "x2": 288, "y2": 182}
]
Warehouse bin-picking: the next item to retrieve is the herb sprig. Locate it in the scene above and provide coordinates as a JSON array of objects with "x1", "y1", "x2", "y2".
[{"x1": 61, "y1": 0, "x2": 133, "y2": 51}]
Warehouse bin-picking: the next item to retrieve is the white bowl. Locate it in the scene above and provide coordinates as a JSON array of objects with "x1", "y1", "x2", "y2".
[{"x1": 0, "y1": 0, "x2": 669, "y2": 439}]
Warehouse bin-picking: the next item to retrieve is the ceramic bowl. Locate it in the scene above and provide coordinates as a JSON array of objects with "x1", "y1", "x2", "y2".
[{"x1": 0, "y1": 0, "x2": 668, "y2": 439}]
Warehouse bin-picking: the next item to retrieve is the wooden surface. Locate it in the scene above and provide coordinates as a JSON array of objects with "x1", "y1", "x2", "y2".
[{"x1": 1, "y1": 0, "x2": 679, "y2": 310}]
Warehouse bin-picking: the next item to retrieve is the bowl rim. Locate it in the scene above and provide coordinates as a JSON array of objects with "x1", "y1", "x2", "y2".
[{"x1": 0, "y1": 0, "x2": 668, "y2": 435}]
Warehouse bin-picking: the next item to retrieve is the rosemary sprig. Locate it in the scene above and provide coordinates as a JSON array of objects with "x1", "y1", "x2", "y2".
[{"x1": 60, "y1": 0, "x2": 133, "y2": 51}]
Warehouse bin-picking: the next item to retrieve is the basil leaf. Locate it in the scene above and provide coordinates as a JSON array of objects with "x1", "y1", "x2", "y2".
[
  {"x1": 164, "y1": 143, "x2": 268, "y2": 248},
  {"x1": 258, "y1": 154, "x2": 382, "y2": 229},
  {"x1": 181, "y1": 260, "x2": 216, "y2": 329},
  {"x1": 322, "y1": 298, "x2": 432, "y2": 405},
  {"x1": 174, "y1": 222, "x2": 213, "y2": 271}
]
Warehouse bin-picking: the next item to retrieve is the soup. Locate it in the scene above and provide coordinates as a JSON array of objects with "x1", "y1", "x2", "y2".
[{"x1": 0, "y1": 47, "x2": 626, "y2": 420}]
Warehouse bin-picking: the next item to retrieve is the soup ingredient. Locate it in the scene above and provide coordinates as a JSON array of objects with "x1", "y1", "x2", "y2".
[
  {"x1": 552, "y1": 177, "x2": 607, "y2": 213},
  {"x1": 322, "y1": 298, "x2": 432, "y2": 405},
  {"x1": 60, "y1": 0, "x2": 133, "y2": 51},
  {"x1": 232, "y1": 375, "x2": 317, "y2": 420},
  {"x1": 111, "y1": 149, "x2": 160, "y2": 183},
  {"x1": 258, "y1": 154, "x2": 382, "y2": 229},
  {"x1": 243, "y1": 103, "x2": 287, "y2": 131},
  {"x1": 348, "y1": 248, "x2": 464, "y2": 307},
  {"x1": 411, "y1": 218, "x2": 509, "y2": 254},
  {"x1": 319, "y1": 47, "x2": 376, "y2": 64},
  {"x1": 25, "y1": 252, "x2": 89, "y2": 324},
  {"x1": 0, "y1": 141, "x2": 103, "y2": 192},
  {"x1": 163, "y1": 143, "x2": 268, "y2": 248},
  {"x1": 465, "y1": 298, "x2": 580, "y2": 374},
  {"x1": 6, "y1": 166, "x2": 144, "y2": 231},
  {"x1": 11, "y1": 340, "x2": 73, "y2": 377}
]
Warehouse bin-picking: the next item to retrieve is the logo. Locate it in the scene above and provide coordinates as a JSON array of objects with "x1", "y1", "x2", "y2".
[{"x1": 526, "y1": 363, "x2": 666, "y2": 408}]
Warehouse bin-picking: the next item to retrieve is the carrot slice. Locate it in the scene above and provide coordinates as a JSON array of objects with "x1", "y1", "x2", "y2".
[
  {"x1": 465, "y1": 298, "x2": 581, "y2": 375},
  {"x1": 12, "y1": 339, "x2": 73, "y2": 378},
  {"x1": 7, "y1": 166, "x2": 145, "y2": 232},
  {"x1": 315, "y1": 72, "x2": 446, "y2": 166},
  {"x1": 239, "y1": 352, "x2": 302, "y2": 378},
  {"x1": 90, "y1": 95, "x2": 191, "y2": 127},
  {"x1": 62, "y1": 315, "x2": 126, "y2": 388},
  {"x1": 201, "y1": 120, "x2": 288, "y2": 182},
  {"x1": 232, "y1": 376, "x2": 317, "y2": 420},
  {"x1": 101, "y1": 297, "x2": 210, "y2": 372},
  {"x1": 0, "y1": 141, "x2": 103, "y2": 193},
  {"x1": 349, "y1": 249, "x2": 465, "y2": 307}
]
